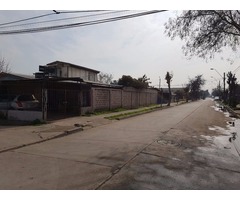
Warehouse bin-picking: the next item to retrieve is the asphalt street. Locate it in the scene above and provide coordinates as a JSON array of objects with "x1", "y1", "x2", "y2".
[{"x1": 1, "y1": 99, "x2": 240, "y2": 189}]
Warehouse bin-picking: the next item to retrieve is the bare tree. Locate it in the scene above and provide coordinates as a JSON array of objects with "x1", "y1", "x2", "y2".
[
  {"x1": 98, "y1": 72, "x2": 113, "y2": 84},
  {"x1": 0, "y1": 56, "x2": 11, "y2": 73},
  {"x1": 165, "y1": 10, "x2": 240, "y2": 59}
]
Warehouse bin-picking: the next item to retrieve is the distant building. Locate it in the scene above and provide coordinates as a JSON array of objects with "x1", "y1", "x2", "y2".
[
  {"x1": 161, "y1": 87, "x2": 186, "y2": 103},
  {"x1": 36, "y1": 61, "x2": 100, "y2": 82}
]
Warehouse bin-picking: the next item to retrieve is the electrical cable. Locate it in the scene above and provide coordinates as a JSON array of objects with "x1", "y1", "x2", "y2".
[
  {"x1": 0, "y1": 10, "x2": 167, "y2": 35},
  {"x1": 58, "y1": 10, "x2": 109, "y2": 13},
  {"x1": 0, "y1": 10, "x2": 109, "y2": 27},
  {"x1": 0, "y1": 12, "x2": 57, "y2": 26},
  {"x1": 0, "y1": 10, "x2": 128, "y2": 29}
]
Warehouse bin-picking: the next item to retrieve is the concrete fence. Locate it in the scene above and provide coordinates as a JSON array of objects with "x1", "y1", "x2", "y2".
[{"x1": 92, "y1": 87, "x2": 158, "y2": 111}]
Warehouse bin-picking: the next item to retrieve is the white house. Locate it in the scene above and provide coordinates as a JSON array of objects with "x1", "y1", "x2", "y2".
[{"x1": 39, "y1": 61, "x2": 100, "y2": 82}]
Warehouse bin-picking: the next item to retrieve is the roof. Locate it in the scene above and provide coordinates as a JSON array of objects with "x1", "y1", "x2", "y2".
[
  {"x1": 161, "y1": 87, "x2": 185, "y2": 94},
  {"x1": 84, "y1": 80, "x2": 123, "y2": 89},
  {"x1": 47, "y1": 61, "x2": 100, "y2": 73},
  {"x1": 0, "y1": 72, "x2": 34, "y2": 80}
]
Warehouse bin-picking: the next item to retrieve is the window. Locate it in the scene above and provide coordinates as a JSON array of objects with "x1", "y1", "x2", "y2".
[{"x1": 88, "y1": 72, "x2": 91, "y2": 81}]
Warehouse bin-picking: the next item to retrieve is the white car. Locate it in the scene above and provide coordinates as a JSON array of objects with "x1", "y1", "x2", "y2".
[
  {"x1": 11, "y1": 94, "x2": 40, "y2": 110},
  {"x1": 214, "y1": 96, "x2": 220, "y2": 101},
  {"x1": 0, "y1": 94, "x2": 16, "y2": 110}
]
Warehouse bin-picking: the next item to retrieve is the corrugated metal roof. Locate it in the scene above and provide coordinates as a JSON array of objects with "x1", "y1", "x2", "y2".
[
  {"x1": 0, "y1": 72, "x2": 34, "y2": 80},
  {"x1": 47, "y1": 61, "x2": 100, "y2": 73}
]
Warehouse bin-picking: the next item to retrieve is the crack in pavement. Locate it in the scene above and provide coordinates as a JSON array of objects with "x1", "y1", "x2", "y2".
[
  {"x1": 95, "y1": 139, "x2": 157, "y2": 189},
  {"x1": 12, "y1": 151, "x2": 113, "y2": 169}
]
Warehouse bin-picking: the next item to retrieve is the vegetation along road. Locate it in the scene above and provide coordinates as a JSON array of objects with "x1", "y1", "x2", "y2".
[{"x1": 1, "y1": 99, "x2": 240, "y2": 189}]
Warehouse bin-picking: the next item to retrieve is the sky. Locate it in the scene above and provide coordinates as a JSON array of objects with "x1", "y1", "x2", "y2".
[{"x1": 1, "y1": 1, "x2": 240, "y2": 92}]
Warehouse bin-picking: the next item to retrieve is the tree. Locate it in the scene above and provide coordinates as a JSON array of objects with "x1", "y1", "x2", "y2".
[
  {"x1": 183, "y1": 84, "x2": 190, "y2": 102},
  {"x1": 175, "y1": 89, "x2": 184, "y2": 103},
  {"x1": 136, "y1": 74, "x2": 151, "y2": 89},
  {"x1": 165, "y1": 11, "x2": 240, "y2": 59},
  {"x1": 212, "y1": 85, "x2": 223, "y2": 98},
  {"x1": 165, "y1": 71, "x2": 173, "y2": 106},
  {"x1": 98, "y1": 72, "x2": 113, "y2": 84},
  {"x1": 0, "y1": 56, "x2": 11, "y2": 73},
  {"x1": 118, "y1": 75, "x2": 135, "y2": 87},
  {"x1": 226, "y1": 71, "x2": 238, "y2": 107},
  {"x1": 200, "y1": 90, "x2": 210, "y2": 99},
  {"x1": 118, "y1": 74, "x2": 151, "y2": 89},
  {"x1": 188, "y1": 75, "x2": 205, "y2": 100}
]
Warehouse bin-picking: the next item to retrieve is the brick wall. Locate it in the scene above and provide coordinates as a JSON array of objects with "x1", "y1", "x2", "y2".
[
  {"x1": 91, "y1": 86, "x2": 158, "y2": 112},
  {"x1": 92, "y1": 88, "x2": 110, "y2": 110},
  {"x1": 110, "y1": 89, "x2": 122, "y2": 109}
]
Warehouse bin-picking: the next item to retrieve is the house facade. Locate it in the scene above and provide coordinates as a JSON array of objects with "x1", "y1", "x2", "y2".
[
  {"x1": 161, "y1": 87, "x2": 186, "y2": 103},
  {"x1": 1, "y1": 61, "x2": 159, "y2": 122},
  {"x1": 37, "y1": 61, "x2": 100, "y2": 82}
]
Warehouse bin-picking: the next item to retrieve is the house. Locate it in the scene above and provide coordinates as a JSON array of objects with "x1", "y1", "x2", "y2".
[
  {"x1": 0, "y1": 72, "x2": 34, "y2": 81},
  {"x1": 36, "y1": 61, "x2": 100, "y2": 82},
  {"x1": 1, "y1": 61, "x2": 159, "y2": 122},
  {"x1": 161, "y1": 87, "x2": 186, "y2": 103}
]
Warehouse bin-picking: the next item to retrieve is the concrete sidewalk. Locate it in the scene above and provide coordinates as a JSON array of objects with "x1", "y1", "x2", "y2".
[{"x1": 0, "y1": 102, "x2": 182, "y2": 153}]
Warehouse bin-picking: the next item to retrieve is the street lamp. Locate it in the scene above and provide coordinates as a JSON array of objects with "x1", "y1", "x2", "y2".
[
  {"x1": 210, "y1": 68, "x2": 223, "y2": 78},
  {"x1": 210, "y1": 68, "x2": 226, "y2": 101}
]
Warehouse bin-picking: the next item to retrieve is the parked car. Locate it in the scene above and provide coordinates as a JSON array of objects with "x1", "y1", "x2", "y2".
[
  {"x1": 214, "y1": 96, "x2": 220, "y2": 101},
  {"x1": 11, "y1": 94, "x2": 40, "y2": 110},
  {"x1": 0, "y1": 94, "x2": 16, "y2": 110}
]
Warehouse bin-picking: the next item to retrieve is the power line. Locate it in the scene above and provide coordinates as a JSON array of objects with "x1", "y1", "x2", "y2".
[
  {"x1": 0, "y1": 10, "x2": 167, "y2": 35},
  {"x1": 0, "y1": 10, "x2": 109, "y2": 27},
  {"x1": 0, "y1": 10, "x2": 128, "y2": 29},
  {"x1": 58, "y1": 10, "x2": 108, "y2": 14},
  {"x1": 0, "y1": 12, "x2": 57, "y2": 26}
]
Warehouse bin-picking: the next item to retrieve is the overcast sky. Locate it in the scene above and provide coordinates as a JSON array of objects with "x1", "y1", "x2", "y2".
[{"x1": 1, "y1": 1, "x2": 240, "y2": 92}]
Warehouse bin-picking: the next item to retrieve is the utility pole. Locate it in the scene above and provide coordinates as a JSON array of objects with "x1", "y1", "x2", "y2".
[
  {"x1": 223, "y1": 72, "x2": 226, "y2": 102},
  {"x1": 159, "y1": 76, "x2": 162, "y2": 107}
]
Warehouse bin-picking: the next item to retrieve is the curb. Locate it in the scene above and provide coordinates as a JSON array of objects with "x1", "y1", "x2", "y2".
[
  {"x1": 0, "y1": 126, "x2": 83, "y2": 154},
  {"x1": 222, "y1": 104, "x2": 240, "y2": 119},
  {"x1": 106, "y1": 102, "x2": 189, "y2": 121}
]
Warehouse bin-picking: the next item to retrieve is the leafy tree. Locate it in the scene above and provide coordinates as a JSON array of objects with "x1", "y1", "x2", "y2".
[
  {"x1": 175, "y1": 89, "x2": 184, "y2": 103},
  {"x1": 165, "y1": 11, "x2": 240, "y2": 59},
  {"x1": 183, "y1": 84, "x2": 190, "y2": 102},
  {"x1": 200, "y1": 90, "x2": 210, "y2": 99},
  {"x1": 118, "y1": 74, "x2": 151, "y2": 89},
  {"x1": 227, "y1": 71, "x2": 238, "y2": 107},
  {"x1": 188, "y1": 75, "x2": 205, "y2": 100},
  {"x1": 0, "y1": 56, "x2": 11, "y2": 73},
  {"x1": 212, "y1": 85, "x2": 223, "y2": 98},
  {"x1": 136, "y1": 74, "x2": 151, "y2": 89},
  {"x1": 165, "y1": 71, "x2": 173, "y2": 106},
  {"x1": 118, "y1": 75, "x2": 135, "y2": 87},
  {"x1": 98, "y1": 72, "x2": 113, "y2": 84}
]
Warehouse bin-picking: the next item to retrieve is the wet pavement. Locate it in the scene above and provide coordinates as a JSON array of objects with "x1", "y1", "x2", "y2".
[{"x1": 1, "y1": 99, "x2": 240, "y2": 189}]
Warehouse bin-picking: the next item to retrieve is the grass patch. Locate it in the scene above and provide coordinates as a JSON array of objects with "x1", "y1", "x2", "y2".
[
  {"x1": 105, "y1": 105, "x2": 162, "y2": 120},
  {"x1": 30, "y1": 119, "x2": 47, "y2": 126},
  {"x1": 84, "y1": 108, "x2": 127, "y2": 116}
]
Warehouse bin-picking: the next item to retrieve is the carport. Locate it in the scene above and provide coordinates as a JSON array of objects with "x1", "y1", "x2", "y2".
[{"x1": 0, "y1": 77, "x2": 91, "y2": 121}]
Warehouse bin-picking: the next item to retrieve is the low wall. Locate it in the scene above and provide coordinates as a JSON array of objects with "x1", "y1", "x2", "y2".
[
  {"x1": 92, "y1": 87, "x2": 158, "y2": 111},
  {"x1": 0, "y1": 110, "x2": 8, "y2": 119},
  {"x1": 8, "y1": 110, "x2": 43, "y2": 121}
]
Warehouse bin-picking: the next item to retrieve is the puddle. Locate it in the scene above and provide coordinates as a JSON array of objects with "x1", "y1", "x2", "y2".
[{"x1": 208, "y1": 103, "x2": 240, "y2": 157}]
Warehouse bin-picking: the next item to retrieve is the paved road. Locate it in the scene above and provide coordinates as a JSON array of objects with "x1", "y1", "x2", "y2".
[{"x1": 1, "y1": 99, "x2": 240, "y2": 189}]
